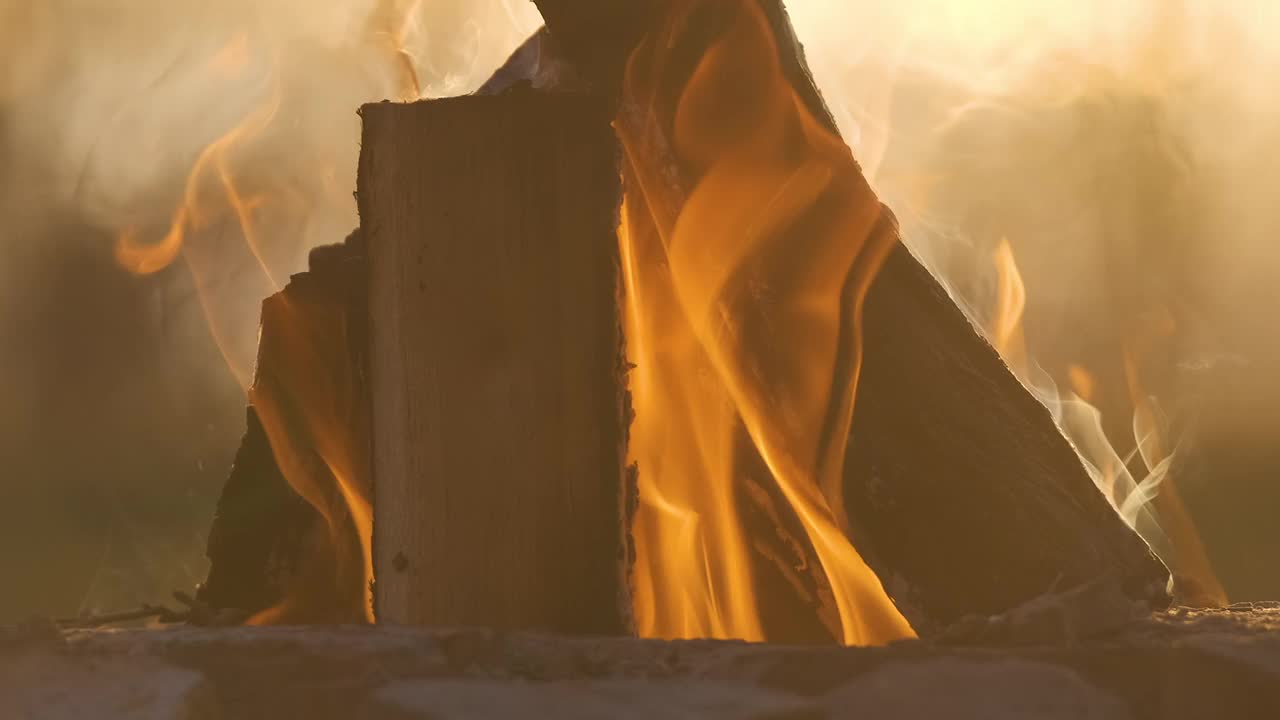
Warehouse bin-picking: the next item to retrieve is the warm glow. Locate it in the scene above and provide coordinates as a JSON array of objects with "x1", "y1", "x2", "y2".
[{"x1": 619, "y1": 0, "x2": 914, "y2": 645}]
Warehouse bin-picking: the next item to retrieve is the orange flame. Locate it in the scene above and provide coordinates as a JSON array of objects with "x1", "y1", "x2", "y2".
[
  {"x1": 1067, "y1": 364, "x2": 1096, "y2": 402},
  {"x1": 619, "y1": 0, "x2": 913, "y2": 645},
  {"x1": 1122, "y1": 326, "x2": 1226, "y2": 607},
  {"x1": 990, "y1": 238, "x2": 1027, "y2": 374},
  {"x1": 987, "y1": 240, "x2": 1225, "y2": 606},
  {"x1": 246, "y1": 283, "x2": 373, "y2": 625},
  {"x1": 113, "y1": 70, "x2": 281, "y2": 282},
  {"x1": 112, "y1": 36, "x2": 374, "y2": 623},
  {"x1": 114, "y1": 37, "x2": 283, "y2": 393}
]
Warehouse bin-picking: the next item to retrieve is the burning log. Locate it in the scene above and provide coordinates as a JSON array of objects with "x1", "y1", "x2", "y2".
[
  {"x1": 845, "y1": 245, "x2": 1172, "y2": 631},
  {"x1": 198, "y1": 235, "x2": 372, "y2": 624},
  {"x1": 358, "y1": 91, "x2": 634, "y2": 634},
  {"x1": 527, "y1": 0, "x2": 1171, "y2": 636}
]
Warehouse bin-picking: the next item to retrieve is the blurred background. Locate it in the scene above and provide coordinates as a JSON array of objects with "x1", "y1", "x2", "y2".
[{"x1": 0, "y1": 0, "x2": 1276, "y2": 622}]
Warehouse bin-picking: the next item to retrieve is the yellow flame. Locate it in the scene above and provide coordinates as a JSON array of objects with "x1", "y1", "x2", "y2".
[{"x1": 621, "y1": 0, "x2": 913, "y2": 645}]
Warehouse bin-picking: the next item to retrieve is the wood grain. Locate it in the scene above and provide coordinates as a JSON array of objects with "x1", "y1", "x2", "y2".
[{"x1": 360, "y1": 91, "x2": 632, "y2": 634}]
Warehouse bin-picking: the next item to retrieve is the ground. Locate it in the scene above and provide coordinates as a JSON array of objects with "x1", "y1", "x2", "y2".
[{"x1": 2, "y1": 607, "x2": 1277, "y2": 719}]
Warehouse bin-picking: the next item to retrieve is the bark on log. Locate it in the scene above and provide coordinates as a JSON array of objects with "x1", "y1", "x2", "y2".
[
  {"x1": 359, "y1": 90, "x2": 633, "y2": 635},
  {"x1": 527, "y1": 0, "x2": 1172, "y2": 636}
]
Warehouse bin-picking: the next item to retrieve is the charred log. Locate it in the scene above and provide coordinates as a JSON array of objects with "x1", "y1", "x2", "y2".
[
  {"x1": 197, "y1": 234, "x2": 370, "y2": 623},
  {"x1": 197, "y1": 405, "x2": 315, "y2": 616}
]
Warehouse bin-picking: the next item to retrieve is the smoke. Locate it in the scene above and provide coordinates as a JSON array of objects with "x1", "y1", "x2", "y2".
[{"x1": 788, "y1": 0, "x2": 1280, "y2": 598}]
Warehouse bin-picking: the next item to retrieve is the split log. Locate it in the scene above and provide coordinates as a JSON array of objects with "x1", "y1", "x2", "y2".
[
  {"x1": 525, "y1": 0, "x2": 1171, "y2": 636},
  {"x1": 198, "y1": 405, "x2": 315, "y2": 617},
  {"x1": 528, "y1": 1, "x2": 648, "y2": 95},
  {"x1": 359, "y1": 90, "x2": 634, "y2": 635},
  {"x1": 845, "y1": 239, "x2": 1170, "y2": 632},
  {"x1": 197, "y1": 235, "x2": 371, "y2": 624}
]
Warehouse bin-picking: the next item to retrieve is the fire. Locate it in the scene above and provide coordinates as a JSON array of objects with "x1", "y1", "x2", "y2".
[
  {"x1": 987, "y1": 239, "x2": 1225, "y2": 606},
  {"x1": 247, "y1": 283, "x2": 373, "y2": 625},
  {"x1": 112, "y1": 34, "x2": 376, "y2": 623},
  {"x1": 989, "y1": 239, "x2": 1027, "y2": 374},
  {"x1": 113, "y1": 38, "x2": 283, "y2": 391},
  {"x1": 95, "y1": 1, "x2": 1240, "y2": 627},
  {"x1": 619, "y1": 0, "x2": 913, "y2": 645}
]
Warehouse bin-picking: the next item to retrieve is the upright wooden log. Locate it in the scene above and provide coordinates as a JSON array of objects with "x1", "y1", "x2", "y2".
[
  {"x1": 524, "y1": 0, "x2": 1171, "y2": 636},
  {"x1": 359, "y1": 90, "x2": 633, "y2": 635}
]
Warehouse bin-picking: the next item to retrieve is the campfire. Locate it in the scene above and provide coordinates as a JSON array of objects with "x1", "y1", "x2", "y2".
[
  {"x1": 124, "y1": 0, "x2": 1189, "y2": 634},
  {"x1": 6, "y1": 0, "x2": 1279, "y2": 717},
  {"x1": 179, "y1": 0, "x2": 1175, "y2": 641}
]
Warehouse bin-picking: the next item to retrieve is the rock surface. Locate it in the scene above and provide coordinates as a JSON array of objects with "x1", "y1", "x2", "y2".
[
  {"x1": 1, "y1": 622, "x2": 216, "y2": 720},
  {"x1": 367, "y1": 680, "x2": 816, "y2": 720},
  {"x1": 1, "y1": 608, "x2": 1277, "y2": 719}
]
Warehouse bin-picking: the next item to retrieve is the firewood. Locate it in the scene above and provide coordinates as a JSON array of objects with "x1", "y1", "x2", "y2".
[
  {"x1": 845, "y1": 242, "x2": 1171, "y2": 632},
  {"x1": 530, "y1": 0, "x2": 649, "y2": 95},
  {"x1": 359, "y1": 90, "x2": 633, "y2": 635},
  {"x1": 525, "y1": 0, "x2": 1172, "y2": 636},
  {"x1": 198, "y1": 406, "x2": 316, "y2": 617},
  {"x1": 198, "y1": 234, "x2": 371, "y2": 624}
]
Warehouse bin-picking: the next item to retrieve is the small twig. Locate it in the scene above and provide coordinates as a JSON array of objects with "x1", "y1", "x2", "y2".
[
  {"x1": 52, "y1": 590, "x2": 252, "y2": 630},
  {"x1": 55, "y1": 604, "x2": 188, "y2": 630}
]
